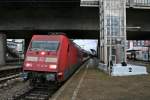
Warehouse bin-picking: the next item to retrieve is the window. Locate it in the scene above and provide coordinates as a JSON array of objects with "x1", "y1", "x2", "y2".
[{"x1": 30, "y1": 41, "x2": 59, "y2": 51}]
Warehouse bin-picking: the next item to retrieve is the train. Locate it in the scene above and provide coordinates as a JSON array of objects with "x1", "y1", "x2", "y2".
[
  {"x1": 23, "y1": 34, "x2": 86, "y2": 84},
  {"x1": 127, "y1": 50, "x2": 149, "y2": 61}
]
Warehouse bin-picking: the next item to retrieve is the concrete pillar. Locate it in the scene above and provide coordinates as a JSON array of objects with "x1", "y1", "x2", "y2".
[
  {"x1": 148, "y1": 47, "x2": 150, "y2": 62},
  {"x1": 0, "y1": 34, "x2": 6, "y2": 65},
  {"x1": 129, "y1": 0, "x2": 134, "y2": 7},
  {"x1": 97, "y1": 39, "x2": 100, "y2": 58},
  {"x1": 25, "y1": 38, "x2": 31, "y2": 52},
  {"x1": 104, "y1": 46, "x2": 107, "y2": 64}
]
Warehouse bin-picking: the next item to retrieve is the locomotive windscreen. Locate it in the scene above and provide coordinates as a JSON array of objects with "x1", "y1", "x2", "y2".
[{"x1": 30, "y1": 41, "x2": 59, "y2": 51}]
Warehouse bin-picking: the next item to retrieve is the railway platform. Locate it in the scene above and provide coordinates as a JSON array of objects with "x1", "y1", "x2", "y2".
[{"x1": 51, "y1": 58, "x2": 150, "y2": 100}]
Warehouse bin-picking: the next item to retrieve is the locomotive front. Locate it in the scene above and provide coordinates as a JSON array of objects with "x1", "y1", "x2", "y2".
[{"x1": 23, "y1": 35, "x2": 61, "y2": 82}]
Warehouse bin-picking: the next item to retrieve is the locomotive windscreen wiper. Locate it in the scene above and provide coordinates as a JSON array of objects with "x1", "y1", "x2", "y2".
[{"x1": 30, "y1": 48, "x2": 42, "y2": 51}]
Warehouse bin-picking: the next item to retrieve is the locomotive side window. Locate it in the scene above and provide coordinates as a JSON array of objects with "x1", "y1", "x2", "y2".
[{"x1": 30, "y1": 41, "x2": 59, "y2": 51}]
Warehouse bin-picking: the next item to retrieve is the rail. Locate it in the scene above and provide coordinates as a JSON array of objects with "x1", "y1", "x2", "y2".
[{"x1": 13, "y1": 84, "x2": 59, "y2": 100}]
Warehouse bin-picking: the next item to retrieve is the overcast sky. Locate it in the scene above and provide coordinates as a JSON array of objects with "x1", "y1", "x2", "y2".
[{"x1": 73, "y1": 39, "x2": 98, "y2": 52}]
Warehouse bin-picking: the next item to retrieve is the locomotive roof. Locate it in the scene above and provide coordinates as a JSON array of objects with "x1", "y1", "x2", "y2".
[{"x1": 32, "y1": 35, "x2": 67, "y2": 41}]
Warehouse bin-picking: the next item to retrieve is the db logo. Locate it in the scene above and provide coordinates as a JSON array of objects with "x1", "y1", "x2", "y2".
[
  {"x1": 39, "y1": 57, "x2": 45, "y2": 62},
  {"x1": 129, "y1": 67, "x2": 132, "y2": 72}
]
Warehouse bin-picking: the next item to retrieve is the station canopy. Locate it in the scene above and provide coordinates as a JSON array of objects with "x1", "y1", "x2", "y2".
[{"x1": 0, "y1": 0, "x2": 80, "y2": 7}]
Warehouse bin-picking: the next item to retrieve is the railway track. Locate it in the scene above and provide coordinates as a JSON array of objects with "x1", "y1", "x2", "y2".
[
  {"x1": 0, "y1": 73, "x2": 21, "y2": 84},
  {"x1": 0, "y1": 68, "x2": 21, "y2": 78},
  {"x1": 0, "y1": 67, "x2": 22, "y2": 84},
  {"x1": 12, "y1": 59, "x2": 90, "y2": 100},
  {"x1": 13, "y1": 83, "x2": 59, "y2": 100}
]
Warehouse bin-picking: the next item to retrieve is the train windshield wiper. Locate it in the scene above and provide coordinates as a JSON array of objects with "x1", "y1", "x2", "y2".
[{"x1": 31, "y1": 48, "x2": 42, "y2": 51}]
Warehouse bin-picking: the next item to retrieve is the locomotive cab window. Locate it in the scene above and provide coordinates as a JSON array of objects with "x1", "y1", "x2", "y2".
[{"x1": 30, "y1": 41, "x2": 59, "y2": 51}]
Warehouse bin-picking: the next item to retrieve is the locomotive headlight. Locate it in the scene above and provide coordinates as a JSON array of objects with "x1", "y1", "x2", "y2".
[
  {"x1": 25, "y1": 63, "x2": 32, "y2": 67},
  {"x1": 40, "y1": 51, "x2": 46, "y2": 56},
  {"x1": 49, "y1": 65, "x2": 57, "y2": 69}
]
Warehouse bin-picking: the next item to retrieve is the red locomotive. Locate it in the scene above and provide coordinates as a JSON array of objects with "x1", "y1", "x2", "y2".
[{"x1": 23, "y1": 34, "x2": 83, "y2": 83}]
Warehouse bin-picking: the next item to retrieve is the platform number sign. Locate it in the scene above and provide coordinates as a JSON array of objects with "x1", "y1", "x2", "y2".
[{"x1": 129, "y1": 67, "x2": 132, "y2": 72}]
